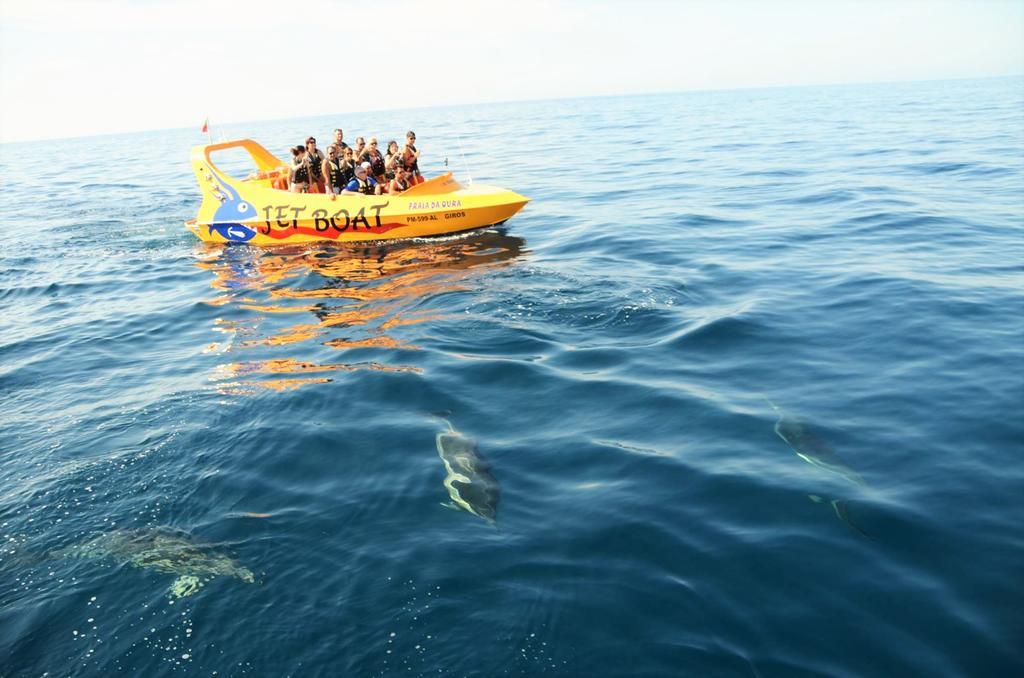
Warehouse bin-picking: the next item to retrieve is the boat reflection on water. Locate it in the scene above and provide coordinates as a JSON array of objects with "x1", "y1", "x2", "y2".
[{"x1": 193, "y1": 229, "x2": 527, "y2": 394}]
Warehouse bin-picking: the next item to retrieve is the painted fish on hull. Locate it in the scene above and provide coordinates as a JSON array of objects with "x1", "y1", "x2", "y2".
[
  {"x1": 207, "y1": 223, "x2": 256, "y2": 242},
  {"x1": 207, "y1": 170, "x2": 258, "y2": 242}
]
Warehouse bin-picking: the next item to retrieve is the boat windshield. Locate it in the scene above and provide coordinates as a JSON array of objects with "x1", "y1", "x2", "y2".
[{"x1": 210, "y1": 146, "x2": 263, "y2": 180}]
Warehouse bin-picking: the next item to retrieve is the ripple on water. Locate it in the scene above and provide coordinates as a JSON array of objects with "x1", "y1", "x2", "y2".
[{"x1": 2, "y1": 77, "x2": 1024, "y2": 675}]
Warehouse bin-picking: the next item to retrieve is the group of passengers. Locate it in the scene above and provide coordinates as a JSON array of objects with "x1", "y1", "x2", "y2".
[{"x1": 287, "y1": 129, "x2": 422, "y2": 197}]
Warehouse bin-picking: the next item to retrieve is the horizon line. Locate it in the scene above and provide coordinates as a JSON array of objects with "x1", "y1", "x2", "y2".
[{"x1": 2, "y1": 72, "x2": 1020, "y2": 147}]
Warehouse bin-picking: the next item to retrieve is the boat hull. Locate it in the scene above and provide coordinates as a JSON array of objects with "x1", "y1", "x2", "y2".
[{"x1": 188, "y1": 140, "x2": 528, "y2": 245}]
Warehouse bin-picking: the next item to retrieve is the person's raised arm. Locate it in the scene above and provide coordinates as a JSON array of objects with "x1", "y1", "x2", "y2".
[{"x1": 323, "y1": 158, "x2": 336, "y2": 197}]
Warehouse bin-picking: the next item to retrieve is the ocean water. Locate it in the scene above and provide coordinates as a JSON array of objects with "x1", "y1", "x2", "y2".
[{"x1": 1, "y1": 77, "x2": 1022, "y2": 676}]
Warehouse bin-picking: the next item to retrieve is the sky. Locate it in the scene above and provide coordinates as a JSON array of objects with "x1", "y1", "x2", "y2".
[{"x1": 0, "y1": 0, "x2": 1022, "y2": 143}]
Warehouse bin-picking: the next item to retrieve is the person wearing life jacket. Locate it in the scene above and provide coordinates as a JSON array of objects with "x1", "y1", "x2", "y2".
[
  {"x1": 402, "y1": 131, "x2": 423, "y2": 185},
  {"x1": 359, "y1": 137, "x2": 386, "y2": 182},
  {"x1": 304, "y1": 136, "x2": 326, "y2": 193},
  {"x1": 386, "y1": 164, "x2": 411, "y2": 195},
  {"x1": 323, "y1": 145, "x2": 348, "y2": 199},
  {"x1": 328, "y1": 128, "x2": 349, "y2": 159},
  {"x1": 352, "y1": 136, "x2": 366, "y2": 165},
  {"x1": 384, "y1": 140, "x2": 402, "y2": 182},
  {"x1": 341, "y1": 162, "x2": 381, "y2": 196},
  {"x1": 339, "y1": 146, "x2": 356, "y2": 188},
  {"x1": 289, "y1": 145, "x2": 310, "y2": 193}
]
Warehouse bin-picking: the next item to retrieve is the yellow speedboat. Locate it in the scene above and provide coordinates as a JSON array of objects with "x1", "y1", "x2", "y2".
[{"x1": 186, "y1": 139, "x2": 529, "y2": 245}]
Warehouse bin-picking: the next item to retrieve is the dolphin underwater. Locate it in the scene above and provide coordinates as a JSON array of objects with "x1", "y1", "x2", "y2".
[
  {"x1": 53, "y1": 527, "x2": 255, "y2": 598},
  {"x1": 766, "y1": 398, "x2": 870, "y2": 538},
  {"x1": 767, "y1": 399, "x2": 865, "y2": 487},
  {"x1": 436, "y1": 422, "x2": 501, "y2": 523},
  {"x1": 808, "y1": 495, "x2": 870, "y2": 540}
]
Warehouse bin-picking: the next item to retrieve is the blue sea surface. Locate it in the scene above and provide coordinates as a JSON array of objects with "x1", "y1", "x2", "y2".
[{"x1": 1, "y1": 77, "x2": 1023, "y2": 676}]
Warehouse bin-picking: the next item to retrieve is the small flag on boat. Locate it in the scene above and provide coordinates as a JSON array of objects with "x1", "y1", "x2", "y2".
[{"x1": 201, "y1": 118, "x2": 209, "y2": 134}]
